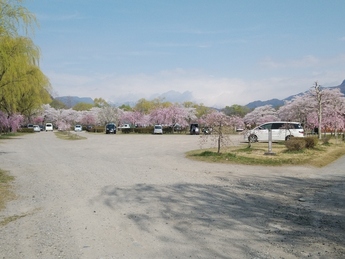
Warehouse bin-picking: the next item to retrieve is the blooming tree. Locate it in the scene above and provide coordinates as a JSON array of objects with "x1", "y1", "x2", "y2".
[
  {"x1": 164, "y1": 104, "x2": 190, "y2": 129},
  {"x1": 98, "y1": 106, "x2": 122, "y2": 125},
  {"x1": 243, "y1": 105, "x2": 279, "y2": 126},
  {"x1": 0, "y1": 111, "x2": 23, "y2": 132},
  {"x1": 200, "y1": 110, "x2": 233, "y2": 153},
  {"x1": 120, "y1": 110, "x2": 149, "y2": 127}
]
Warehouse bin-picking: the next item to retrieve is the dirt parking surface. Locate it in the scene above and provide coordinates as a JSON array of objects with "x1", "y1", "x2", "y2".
[{"x1": 0, "y1": 132, "x2": 344, "y2": 258}]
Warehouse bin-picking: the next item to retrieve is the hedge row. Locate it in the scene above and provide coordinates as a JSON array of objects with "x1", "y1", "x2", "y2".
[
  {"x1": 18, "y1": 128, "x2": 34, "y2": 133},
  {"x1": 285, "y1": 137, "x2": 319, "y2": 151}
]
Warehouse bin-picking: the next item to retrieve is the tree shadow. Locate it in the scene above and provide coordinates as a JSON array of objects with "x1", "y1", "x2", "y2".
[{"x1": 92, "y1": 176, "x2": 345, "y2": 258}]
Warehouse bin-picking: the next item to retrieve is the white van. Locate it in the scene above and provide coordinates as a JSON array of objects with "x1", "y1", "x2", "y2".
[
  {"x1": 45, "y1": 123, "x2": 53, "y2": 131},
  {"x1": 246, "y1": 121, "x2": 304, "y2": 142}
]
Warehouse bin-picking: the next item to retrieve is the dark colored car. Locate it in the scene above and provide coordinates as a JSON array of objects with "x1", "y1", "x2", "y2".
[
  {"x1": 105, "y1": 123, "x2": 116, "y2": 134},
  {"x1": 190, "y1": 123, "x2": 200, "y2": 135}
]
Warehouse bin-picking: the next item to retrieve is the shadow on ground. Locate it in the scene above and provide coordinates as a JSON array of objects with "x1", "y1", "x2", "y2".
[{"x1": 94, "y1": 175, "x2": 345, "y2": 258}]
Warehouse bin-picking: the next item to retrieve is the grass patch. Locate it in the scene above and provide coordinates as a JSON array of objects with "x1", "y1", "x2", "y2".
[
  {"x1": 0, "y1": 132, "x2": 25, "y2": 139},
  {"x1": 187, "y1": 139, "x2": 345, "y2": 167},
  {"x1": 55, "y1": 131, "x2": 87, "y2": 140},
  {"x1": 0, "y1": 214, "x2": 26, "y2": 227},
  {"x1": 0, "y1": 169, "x2": 15, "y2": 211}
]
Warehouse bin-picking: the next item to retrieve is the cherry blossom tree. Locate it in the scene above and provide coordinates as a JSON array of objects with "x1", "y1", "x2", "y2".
[
  {"x1": 164, "y1": 104, "x2": 190, "y2": 130},
  {"x1": 98, "y1": 106, "x2": 122, "y2": 125},
  {"x1": 42, "y1": 104, "x2": 59, "y2": 123},
  {"x1": 200, "y1": 111, "x2": 233, "y2": 153},
  {"x1": 149, "y1": 108, "x2": 168, "y2": 125},
  {"x1": 278, "y1": 95, "x2": 306, "y2": 122},
  {"x1": 243, "y1": 105, "x2": 279, "y2": 127},
  {"x1": 320, "y1": 88, "x2": 345, "y2": 136},
  {"x1": 0, "y1": 111, "x2": 23, "y2": 133},
  {"x1": 79, "y1": 109, "x2": 99, "y2": 126},
  {"x1": 120, "y1": 110, "x2": 149, "y2": 127}
]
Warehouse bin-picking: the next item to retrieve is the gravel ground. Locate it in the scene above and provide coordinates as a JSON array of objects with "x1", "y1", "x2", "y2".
[{"x1": 0, "y1": 132, "x2": 344, "y2": 259}]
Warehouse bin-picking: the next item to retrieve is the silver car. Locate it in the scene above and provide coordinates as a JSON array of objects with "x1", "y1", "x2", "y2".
[
  {"x1": 33, "y1": 125, "x2": 41, "y2": 132},
  {"x1": 153, "y1": 125, "x2": 163, "y2": 134}
]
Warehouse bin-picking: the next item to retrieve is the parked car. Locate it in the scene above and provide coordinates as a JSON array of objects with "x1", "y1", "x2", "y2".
[
  {"x1": 33, "y1": 125, "x2": 41, "y2": 132},
  {"x1": 86, "y1": 125, "x2": 93, "y2": 132},
  {"x1": 105, "y1": 123, "x2": 116, "y2": 134},
  {"x1": 245, "y1": 121, "x2": 304, "y2": 142},
  {"x1": 74, "y1": 125, "x2": 82, "y2": 132},
  {"x1": 202, "y1": 127, "x2": 212, "y2": 135},
  {"x1": 39, "y1": 125, "x2": 45, "y2": 131},
  {"x1": 190, "y1": 123, "x2": 199, "y2": 135},
  {"x1": 153, "y1": 125, "x2": 163, "y2": 134},
  {"x1": 45, "y1": 123, "x2": 53, "y2": 131},
  {"x1": 119, "y1": 124, "x2": 130, "y2": 129},
  {"x1": 27, "y1": 124, "x2": 34, "y2": 129}
]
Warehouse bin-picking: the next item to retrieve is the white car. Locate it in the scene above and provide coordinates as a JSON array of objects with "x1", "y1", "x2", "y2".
[
  {"x1": 246, "y1": 121, "x2": 304, "y2": 142},
  {"x1": 33, "y1": 125, "x2": 41, "y2": 132},
  {"x1": 119, "y1": 124, "x2": 130, "y2": 129},
  {"x1": 45, "y1": 123, "x2": 53, "y2": 131},
  {"x1": 74, "y1": 125, "x2": 82, "y2": 132},
  {"x1": 153, "y1": 125, "x2": 163, "y2": 134}
]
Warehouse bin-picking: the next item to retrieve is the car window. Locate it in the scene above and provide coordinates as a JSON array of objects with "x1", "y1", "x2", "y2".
[
  {"x1": 271, "y1": 123, "x2": 284, "y2": 129},
  {"x1": 260, "y1": 123, "x2": 272, "y2": 130}
]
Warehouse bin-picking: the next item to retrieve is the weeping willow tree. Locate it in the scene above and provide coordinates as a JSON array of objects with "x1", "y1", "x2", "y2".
[
  {"x1": 0, "y1": 0, "x2": 51, "y2": 119},
  {"x1": 0, "y1": 0, "x2": 37, "y2": 37}
]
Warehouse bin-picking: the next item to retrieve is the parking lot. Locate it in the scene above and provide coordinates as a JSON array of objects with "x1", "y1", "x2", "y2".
[{"x1": 0, "y1": 132, "x2": 344, "y2": 258}]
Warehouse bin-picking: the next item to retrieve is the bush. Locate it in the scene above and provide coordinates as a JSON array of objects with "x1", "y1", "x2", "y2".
[
  {"x1": 121, "y1": 128, "x2": 132, "y2": 134},
  {"x1": 285, "y1": 138, "x2": 306, "y2": 151},
  {"x1": 134, "y1": 127, "x2": 153, "y2": 134},
  {"x1": 321, "y1": 136, "x2": 331, "y2": 145},
  {"x1": 304, "y1": 136, "x2": 318, "y2": 149},
  {"x1": 91, "y1": 126, "x2": 104, "y2": 133},
  {"x1": 18, "y1": 128, "x2": 34, "y2": 133}
]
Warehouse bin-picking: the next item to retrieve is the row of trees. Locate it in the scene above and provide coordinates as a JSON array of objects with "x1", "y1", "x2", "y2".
[
  {"x1": 244, "y1": 83, "x2": 345, "y2": 139},
  {"x1": 0, "y1": 0, "x2": 51, "y2": 130}
]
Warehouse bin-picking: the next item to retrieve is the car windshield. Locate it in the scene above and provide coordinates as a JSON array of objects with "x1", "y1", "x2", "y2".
[{"x1": 155, "y1": 125, "x2": 162, "y2": 129}]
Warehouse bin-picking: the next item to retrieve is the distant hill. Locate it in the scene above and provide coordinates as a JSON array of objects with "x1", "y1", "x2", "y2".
[
  {"x1": 55, "y1": 96, "x2": 94, "y2": 108},
  {"x1": 54, "y1": 80, "x2": 345, "y2": 110},
  {"x1": 245, "y1": 80, "x2": 345, "y2": 109}
]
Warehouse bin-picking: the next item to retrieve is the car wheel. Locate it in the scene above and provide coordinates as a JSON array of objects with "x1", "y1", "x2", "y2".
[
  {"x1": 248, "y1": 134, "x2": 258, "y2": 142},
  {"x1": 285, "y1": 135, "x2": 293, "y2": 141}
]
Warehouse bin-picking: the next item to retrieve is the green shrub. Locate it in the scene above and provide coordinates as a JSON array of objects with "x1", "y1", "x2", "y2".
[
  {"x1": 18, "y1": 128, "x2": 34, "y2": 133},
  {"x1": 121, "y1": 128, "x2": 132, "y2": 134},
  {"x1": 304, "y1": 136, "x2": 318, "y2": 149},
  {"x1": 163, "y1": 127, "x2": 172, "y2": 134},
  {"x1": 134, "y1": 127, "x2": 153, "y2": 134},
  {"x1": 285, "y1": 138, "x2": 306, "y2": 151},
  {"x1": 92, "y1": 126, "x2": 104, "y2": 133}
]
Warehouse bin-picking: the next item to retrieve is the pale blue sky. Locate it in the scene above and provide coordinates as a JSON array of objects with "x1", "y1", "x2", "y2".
[{"x1": 25, "y1": 0, "x2": 345, "y2": 107}]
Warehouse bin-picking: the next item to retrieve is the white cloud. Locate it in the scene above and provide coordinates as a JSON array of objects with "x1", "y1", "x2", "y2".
[
  {"x1": 260, "y1": 55, "x2": 320, "y2": 69},
  {"x1": 46, "y1": 67, "x2": 345, "y2": 108}
]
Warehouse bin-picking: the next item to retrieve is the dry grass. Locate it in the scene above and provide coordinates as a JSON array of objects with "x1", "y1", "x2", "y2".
[
  {"x1": 187, "y1": 139, "x2": 345, "y2": 167},
  {"x1": 0, "y1": 169, "x2": 15, "y2": 211}
]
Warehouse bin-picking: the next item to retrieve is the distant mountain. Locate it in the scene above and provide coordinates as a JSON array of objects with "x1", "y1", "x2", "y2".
[
  {"x1": 110, "y1": 90, "x2": 194, "y2": 107},
  {"x1": 245, "y1": 99, "x2": 285, "y2": 109},
  {"x1": 55, "y1": 96, "x2": 94, "y2": 108},
  {"x1": 330, "y1": 79, "x2": 345, "y2": 92},
  {"x1": 151, "y1": 90, "x2": 194, "y2": 103},
  {"x1": 54, "y1": 80, "x2": 345, "y2": 110},
  {"x1": 245, "y1": 80, "x2": 345, "y2": 109}
]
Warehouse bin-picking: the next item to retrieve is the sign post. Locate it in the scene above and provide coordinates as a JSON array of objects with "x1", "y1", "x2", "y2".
[{"x1": 265, "y1": 129, "x2": 275, "y2": 155}]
